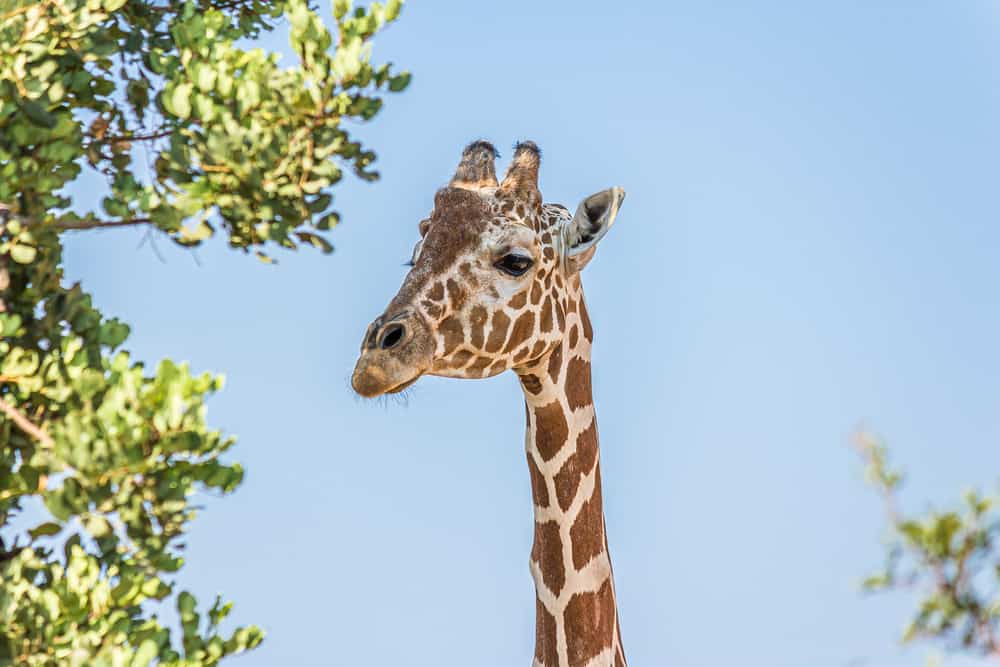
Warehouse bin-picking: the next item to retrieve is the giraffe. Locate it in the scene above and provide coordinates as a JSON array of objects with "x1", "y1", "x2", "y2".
[{"x1": 352, "y1": 140, "x2": 627, "y2": 667}]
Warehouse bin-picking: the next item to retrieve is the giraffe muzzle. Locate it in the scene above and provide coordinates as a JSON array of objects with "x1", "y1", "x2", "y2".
[{"x1": 352, "y1": 310, "x2": 433, "y2": 397}]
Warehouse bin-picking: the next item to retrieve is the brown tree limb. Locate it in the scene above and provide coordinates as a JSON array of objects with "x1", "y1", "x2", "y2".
[
  {"x1": 2, "y1": 202, "x2": 154, "y2": 232},
  {"x1": 0, "y1": 396, "x2": 53, "y2": 448},
  {"x1": 56, "y1": 217, "x2": 153, "y2": 230}
]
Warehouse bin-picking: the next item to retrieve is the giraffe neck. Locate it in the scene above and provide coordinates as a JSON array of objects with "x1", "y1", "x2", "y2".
[{"x1": 517, "y1": 299, "x2": 625, "y2": 667}]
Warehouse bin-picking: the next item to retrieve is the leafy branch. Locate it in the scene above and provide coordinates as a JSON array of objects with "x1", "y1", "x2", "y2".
[
  {"x1": 856, "y1": 431, "x2": 1000, "y2": 659},
  {"x1": 0, "y1": 395, "x2": 53, "y2": 448}
]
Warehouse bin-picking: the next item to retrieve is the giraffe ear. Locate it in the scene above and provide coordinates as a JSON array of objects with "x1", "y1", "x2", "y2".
[{"x1": 563, "y1": 187, "x2": 625, "y2": 272}]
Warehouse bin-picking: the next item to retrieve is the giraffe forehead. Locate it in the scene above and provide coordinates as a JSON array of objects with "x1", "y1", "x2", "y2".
[{"x1": 416, "y1": 191, "x2": 571, "y2": 280}]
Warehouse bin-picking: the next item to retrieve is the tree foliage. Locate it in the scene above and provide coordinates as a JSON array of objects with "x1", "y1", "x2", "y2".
[
  {"x1": 0, "y1": 0, "x2": 408, "y2": 663},
  {"x1": 857, "y1": 432, "x2": 1000, "y2": 661}
]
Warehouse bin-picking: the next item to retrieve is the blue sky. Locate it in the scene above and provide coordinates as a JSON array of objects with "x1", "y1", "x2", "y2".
[{"x1": 60, "y1": 2, "x2": 1000, "y2": 665}]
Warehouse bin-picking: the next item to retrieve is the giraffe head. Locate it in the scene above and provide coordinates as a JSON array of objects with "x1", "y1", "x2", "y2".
[{"x1": 352, "y1": 140, "x2": 624, "y2": 398}]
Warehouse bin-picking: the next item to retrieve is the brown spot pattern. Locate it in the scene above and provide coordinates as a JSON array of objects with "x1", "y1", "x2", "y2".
[
  {"x1": 451, "y1": 349, "x2": 474, "y2": 366},
  {"x1": 581, "y1": 299, "x2": 593, "y2": 342},
  {"x1": 570, "y1": 466, "x2": 605, "y2": 569},
  {"x1": 532, "y1": 400, "x2": 568, "y2": 461},
  {"x1": 521, "y1": 373, "x2": 543, "y2": 395},
  {"x1": 485, "y1": 311, "x2": 510, "y2": 352},
  {"x1": 530, "y1": 281, "x2": 542, "y2": 305},
  {"x1": 469, "y1": 305, "x2": 487, "y2": 348},
  {"x1": 540, "y1": 295, "x2": 553, "y2": 332},
  {"x1": 506, "y1": 311, "x2": 535, "y2": 353},
  {"x1": 535, "y1": 597, "x2": 559, "y2": 667},
  {"x1": 564, "y1": 578, "x2": 616, "y2": 667},
  {"x1": 439, "y1": 315, "x2": 464, "y2": 354},
  {"x1": 488, "y1": 360, "x2": 507, "y2": 376},
  {"x1": 547, "y1": 344, "x2": 563, "y2": 383},
  {"x1": 507, "y1": 290, "x2": 527, "y2": 309},
  {"x1": 569, "y1": 324, "x2": 579, "y2": 349},
  {"x1": 446, "y1": 279, "x2": 465, "y2": 311},
  {"x1": 469, "y1": 356, "x2": 491, "y2": 374},
  {"x1": 553, "y1": 418, "x2": 599, "y2": 511},
  {"x1": 576, "y1": 418, "x2": 599, "y2": 466},
  {"x1": 531, "y1": 520, "x2": 565, "y2": 596},
  {"x1": 427, "y1": 282, "x2": 444, "y2": 302},
  {"x1": 421, "y1": 300, "x2": 442, "y2": 321},
  {"x1": 527, "y1": 450, "x2": 549, "y2": 508},
  {"x1": 565, "y1": 357, "x2": 593, "y2": 411}
]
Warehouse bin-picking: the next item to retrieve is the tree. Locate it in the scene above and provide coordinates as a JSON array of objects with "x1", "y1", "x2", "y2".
[
  {"x1": 856, "y1": 432, "x2": 1000, "y2": 662},
  {"x1": 0, "y1": 0, "x2": 409, "y2": 663}
]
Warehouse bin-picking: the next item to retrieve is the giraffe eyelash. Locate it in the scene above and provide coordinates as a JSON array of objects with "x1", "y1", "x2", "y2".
[{"x1": 407, "y1": 239, "x2": 424, "y2": 267}]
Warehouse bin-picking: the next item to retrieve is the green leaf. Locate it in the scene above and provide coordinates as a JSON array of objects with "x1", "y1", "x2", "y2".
[
  {"x1": 196, "y1": 64, "x2": 216, "y2": 93},
  {"x1": 171, "y1": 83, "x2": 193, "y2": 119},
  {"x1": 20, "y1": 101, "x2": 56, "y2": 128},
  {"x1": 295, "y1": 230, "x2": 333, "y2": 253},
  {"x1": 28, "y1": 522, "x2": 62, "y2": 538},
  {"x1": 0, "y1": 313, "x2": 23, "y2": 336},
  {"x1": 388, "y1": 71, "x2": 411, "y2": 92},
  {"x1": 9, "y1": 244, "x2": 37, "y2": 264},
  {"x1": 44, "y1": 491, "x2": 72, "y2": 522},
  {"x1": 177, "y1": 590, "x2": 197, "y2": 617},
  {"x1": 385, "y1": 0, "x2": 403, "y2": 21},
  {"x1": 131, "y1": 639, "x2": 158, "y2": 667},
  {"x1": 31, "y1": 59, "x2": 58, "y2": 84}
]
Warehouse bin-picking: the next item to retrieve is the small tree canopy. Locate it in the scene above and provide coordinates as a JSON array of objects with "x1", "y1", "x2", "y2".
[
  {"x1": 0, "y1": 0, "x2": 408, "y2": 663},
  {"x1": 857, "y1": 432, "x2": 1000, "y2": 661}
]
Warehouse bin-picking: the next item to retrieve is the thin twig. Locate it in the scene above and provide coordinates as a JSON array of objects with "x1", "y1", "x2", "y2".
[{"x1": 101, "y1": 130, "x2": 172, "y2": 144}]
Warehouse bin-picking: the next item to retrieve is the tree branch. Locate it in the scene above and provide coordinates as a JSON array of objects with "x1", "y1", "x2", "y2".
[
  {"x1": 101, "y1": 130, "x2": 173, "y2": 144},
  {"x1": 56, "y1": 218, "x2": 153, "y2": 230},
  {"x1": 2, "y1": 202, "x2": 154, "y2": 232},
  {"x1": 0, "y1": 396, "x2": 53, "y2": 448}
]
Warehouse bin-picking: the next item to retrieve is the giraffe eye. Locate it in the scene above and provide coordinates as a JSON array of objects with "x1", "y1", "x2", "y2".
[{"x1": 495, "y1": 253, "x2": 534, "y2": 277}]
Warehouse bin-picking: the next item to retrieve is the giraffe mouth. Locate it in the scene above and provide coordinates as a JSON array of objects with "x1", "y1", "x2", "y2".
[
  {"x1": 384, "y1": 374, "x2": 420, "y2": 395},
  {"x1": 352, "y1": 354, "x2": 426, "y2": 398}
]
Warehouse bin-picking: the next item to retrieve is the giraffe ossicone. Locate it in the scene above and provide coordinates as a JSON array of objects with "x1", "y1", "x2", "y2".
[{"x1": 353, "y1": 140, "x2": 627, "y2": 667}]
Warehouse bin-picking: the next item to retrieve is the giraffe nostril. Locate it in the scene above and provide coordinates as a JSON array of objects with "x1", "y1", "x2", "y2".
[
  {"x1": 379, "y1": 322, "x2": 406, "y2": 350},
  {"x1": 363, "y1": 318, "x2": 383, "y2": 349}
]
